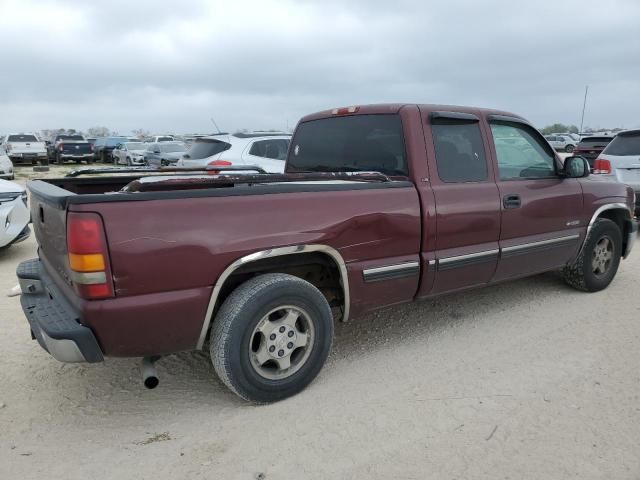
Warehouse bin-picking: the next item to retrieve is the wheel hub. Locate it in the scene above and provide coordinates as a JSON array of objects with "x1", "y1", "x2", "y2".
[{"x1": 266, "y1": 324, "x2": 297, "y2": 359}]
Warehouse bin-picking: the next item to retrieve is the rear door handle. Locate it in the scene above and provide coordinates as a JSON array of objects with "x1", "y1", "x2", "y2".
[{"x1": 503, "y1": 194, "x2": 521, "y2": 209}]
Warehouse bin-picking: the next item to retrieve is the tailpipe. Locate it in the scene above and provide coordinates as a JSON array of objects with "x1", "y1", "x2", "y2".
[{"x1": 141, "y1": 356, "x2": 161, "y2": 389}]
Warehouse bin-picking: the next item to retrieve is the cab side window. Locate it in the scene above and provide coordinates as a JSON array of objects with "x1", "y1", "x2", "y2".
[
  {"x1": 431, "y1": 120, "x2": 488, "y2": 183},
  {"x1": 490, "y1": 123, "x2": 556, "y2": 180}
]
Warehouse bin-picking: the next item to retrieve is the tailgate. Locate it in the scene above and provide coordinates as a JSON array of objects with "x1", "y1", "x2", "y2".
[
  {"x1": 62, "y1": 143, "x2": 92, "y2": 155},
  {"x1": 604, "y1": 154, "x2": 640, "y2": 189},
  {"x1": 28, "y1": 181, "x2": 73, "y2": 284}
]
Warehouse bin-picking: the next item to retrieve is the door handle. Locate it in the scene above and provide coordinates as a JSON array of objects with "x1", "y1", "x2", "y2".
[{"x1": 503, "y1": 194, "x2": 521, "y2": 209}]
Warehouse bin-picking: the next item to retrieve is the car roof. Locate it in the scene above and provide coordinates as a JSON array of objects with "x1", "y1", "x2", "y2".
[
  {"x1": 300, "y1": 103, "x2": 524, "y2": 123},
  {"x1": 197, "y1": 134, "x2": 291, "y2": 143},
  {"x1": 617, "y1": 129, "x2": 640, "y2": 137}
]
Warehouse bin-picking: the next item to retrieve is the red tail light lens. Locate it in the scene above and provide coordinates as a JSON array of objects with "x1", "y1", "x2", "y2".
[
  {"x1": 593, "y1": 158, "x2": 611, "y2": 174},
  {"x1": 66, "y1": 212, "x2": 114, "y2": 299},
  {"x1": 207, "y1": 159, "x2": 232, "y2": 175},
  {"x1": 59, "y1": 143, "x2": 64, "y2": 152}
]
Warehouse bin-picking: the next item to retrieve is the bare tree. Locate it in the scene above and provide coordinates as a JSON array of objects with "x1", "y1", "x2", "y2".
[
  {"x1": 131, "y1": 128, "x2": 150, "y2": 139},
  {"x1": 87, "y1": 126, "x2": 111, "y2": 137}
]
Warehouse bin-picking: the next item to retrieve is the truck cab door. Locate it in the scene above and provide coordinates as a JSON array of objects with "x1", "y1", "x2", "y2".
[
  {"x1": 417, "y1": 110, "x2": 501, "y2": 296},
  {"x1": 487, "y1": 116, "x2": 583, "y2": 281}
]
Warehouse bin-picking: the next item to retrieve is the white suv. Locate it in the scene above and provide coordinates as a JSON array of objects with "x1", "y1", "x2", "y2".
[
  {"x1": 544, "y1": 134, "x2": 576, "y2": 153},
  {"x1": 177, "y1": 133, "x2": 291, "y2": 173},
  {"x1": 592, "y1": 129, "x2": 640, "y2": 214}
]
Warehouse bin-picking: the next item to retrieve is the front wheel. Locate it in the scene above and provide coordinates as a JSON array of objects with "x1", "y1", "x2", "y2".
[
  {"x1": 562, "y1": 218, "x2": 622, "y2": 292},
  {"x1": 211, "y1": 273, "x2": 333, "y2": 403},
  {"x1": 565, "y1": 144, "x2": 575, "y2": 153}
]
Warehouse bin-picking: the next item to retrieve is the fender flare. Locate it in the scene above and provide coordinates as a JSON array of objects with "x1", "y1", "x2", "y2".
[{"x1": 196, "y1": 244, "x2": 350, "y2": 350}]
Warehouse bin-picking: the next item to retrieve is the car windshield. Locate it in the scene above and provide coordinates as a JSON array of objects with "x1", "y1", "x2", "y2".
[
  {"x1": 160, "y1": 143, "x2": 187, "y2": 153},
  {"x1": 125, "y1": 142, "x2": 146, "y2": 150},
  {"x1": 57, "y1": 135, "x2": 84, "y2": 141},
  {"x1": 287, "y1": 114, "x2": 408, "y2": 176},
  {"x1": 7, "y1": 134, "x2": 38, "y2": 142},
  {"x1": 187, "y1": 139, "x2": 231, "y2": 159},
  {"x1": 602, "y1": 133, "x2": 640, "y2": 156}
]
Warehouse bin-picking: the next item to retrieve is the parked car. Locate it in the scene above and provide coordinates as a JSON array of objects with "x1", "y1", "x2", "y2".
[
  {"x1": 48, "y1": 134, "x2": 94, "y2": 164},
  {"x1": 0, "y1": 147, "x2": 15, "y2": 180},
  {"x1": 177, "y1": 133, "x2": 291, "y2": 172},
  {"x1": 544, "y1": 134, "x2": 576, "y2": 153},
  {"x1": 2, "y1": 133, "x2": 48, "y2": 165},
  {"x1": 573, "y1": 136, "x2": 614, "y2": 166},
  {"x1": 148, "y1": 135, "x2": 175, "y2": 143},
  {"x1": 17, "y1": 103, "x2": 637, "y2": 403},
  {"x1": 553, "y1": 132, "x2": 580, "y2": 143},
  {"x1": 592, "y1": 129, "x2": 640, "y2": 214},
  {"x1": 0, "y1": 179, "x2": 30, "y2": 249},
  {"x1": 144, "y1": 141, "x2": 188, "y2": 167},
  {"x1": 93, "y1": 136, "x2": 130, "y2": 163},
  {"x1": 112, "y1": 141, "x2": 148, "y2": 166}
]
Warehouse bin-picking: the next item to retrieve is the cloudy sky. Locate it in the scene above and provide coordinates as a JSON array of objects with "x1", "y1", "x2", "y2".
[{"x1": 1, "y1": 0, "x2": 639, "y2": 135}]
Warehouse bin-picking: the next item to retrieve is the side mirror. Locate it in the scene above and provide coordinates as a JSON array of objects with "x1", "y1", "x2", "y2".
[{"x1": 563, "y1": 156, "x2": 590, "y2": 178}]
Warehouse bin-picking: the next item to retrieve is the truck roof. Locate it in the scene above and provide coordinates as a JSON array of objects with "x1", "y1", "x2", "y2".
[{"x1": 300, "y1": 103, "x2": 524, "y2": 123}]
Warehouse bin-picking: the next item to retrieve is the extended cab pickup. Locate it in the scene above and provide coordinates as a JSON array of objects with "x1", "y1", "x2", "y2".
[
  {"x1": 48, "y1": 134, "x2": 94, "y2": 164},
  {"x1": 17, "y1": 104, "x2": 638, "y2": 403}
]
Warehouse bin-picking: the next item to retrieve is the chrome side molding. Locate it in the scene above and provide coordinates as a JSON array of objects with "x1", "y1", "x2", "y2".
[{"x1": 362, "y1": 261, "x2": 420, "y2": 282}]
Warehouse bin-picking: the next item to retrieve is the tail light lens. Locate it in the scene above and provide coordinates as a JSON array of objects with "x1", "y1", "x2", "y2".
[
  {"x1": 593, "y1": 158, "x2": 612, "y2": 174},
  {"x1": 207, "y1": 159, "x2": 232, "y2": 175},
  {"x1": 90, "y1": 143, "x2": 95, "y2": 152},
  {"x1": 67, "y1": 212, "x2": 114, "y2": 299},
  {"x1": 59, "y1": 143, "x2": 64, "y2": 152}
]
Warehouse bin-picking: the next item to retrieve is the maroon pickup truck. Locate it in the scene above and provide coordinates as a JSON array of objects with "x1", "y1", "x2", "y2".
[{"x1": 18, "y1": 104, "x2": 637, "y2": 403}]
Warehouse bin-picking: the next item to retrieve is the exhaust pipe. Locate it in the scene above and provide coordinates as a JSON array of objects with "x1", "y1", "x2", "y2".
[{"x1": 141, "y1": 356, "x2": 161, "y2": 389}]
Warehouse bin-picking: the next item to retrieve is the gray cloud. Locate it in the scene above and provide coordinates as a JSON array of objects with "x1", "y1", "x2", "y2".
[{"x1": 1, "y1": 0, "x2": 639, "y2": 134}]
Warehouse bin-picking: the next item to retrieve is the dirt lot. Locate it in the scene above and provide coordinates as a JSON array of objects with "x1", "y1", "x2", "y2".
[{"x1": 1, "y1": 166, "x2": 639, "y2": 479}]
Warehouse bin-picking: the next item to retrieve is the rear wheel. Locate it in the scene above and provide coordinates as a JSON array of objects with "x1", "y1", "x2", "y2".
[
  {"x1": 565, "y1": 144, "x2": 575, "y2": 153},
  {"x1": 562, "y1": 218, "x2": 622, "y2": 292},
  {"x1": 211, "y1": 273, "x2": 333, "y2": 403}
]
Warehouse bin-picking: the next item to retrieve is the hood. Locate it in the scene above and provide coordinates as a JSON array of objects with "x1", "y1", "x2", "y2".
[
  {"x1": 0, "y1": 178, "x2": 23, "y2": 194},
  {"x1": 130, "y1": 150, "x2": 146, "y2": 155}
]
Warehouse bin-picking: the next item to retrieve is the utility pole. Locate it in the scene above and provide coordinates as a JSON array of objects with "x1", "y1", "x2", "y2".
[{"x1": 579, "y1": 85, "x2": 589, "y2": 134}]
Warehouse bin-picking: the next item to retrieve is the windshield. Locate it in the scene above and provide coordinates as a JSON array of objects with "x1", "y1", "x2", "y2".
[
  {"x1": 156, "y1": 136, "x2": 174, "y2": 142},
  {"x1": 160, "y1": 143, "x2": 187, "y2": 153},
  {"x1": 125, "y1": 142, "x2": 146, "y2": 150},
  {"x1": 8, "y1": 134, "x2": 38, "y2": 142},
  {"x1": 287, "y1": 114, "x2": 408, "y2": 176},
  {"x1": 602, "y1": 133, "x2": 640, "y2": 156},
  {"x1": 187, "y1": 139, "x2": 231, "y2": 159},
  {"x1": 57, "y1": 135, "x2": 84, "y2": 141}
]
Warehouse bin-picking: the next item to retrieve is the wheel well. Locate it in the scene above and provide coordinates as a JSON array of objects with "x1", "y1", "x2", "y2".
[
  {"x1": 217, "y1": 252, "x2": 345, "y2": 321},
  {"x1": 596, "y1": 208, "x2": 629, "y2": 250}
]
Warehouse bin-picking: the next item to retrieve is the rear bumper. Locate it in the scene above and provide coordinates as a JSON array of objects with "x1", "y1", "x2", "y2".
[
  {"x1": 624, "y1": 219, "x2": 638, "y2": 259},
  {"x1": 59, "y1": 153, "x2": 93, "y2": 159},
  {"x1": 9, "y1": 153, "x2": 47, "y2": 164},
  {"x1": 17, "y1": 259, "x2": 104, "y2": 363}
]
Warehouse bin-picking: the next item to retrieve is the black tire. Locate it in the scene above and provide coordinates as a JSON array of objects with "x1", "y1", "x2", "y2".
[
  {"x1": 126, "y1": 157, "x2": 132, "y2": 166},
  {"x1": 565, "y1": 144, "x2": 575, "y2": 153},
  {"x1": 211, "y1": 273, "x2": 333, "y2": 403},
  {"x1": 562, "y1": 218, "x2": 622, "y2": 292}
]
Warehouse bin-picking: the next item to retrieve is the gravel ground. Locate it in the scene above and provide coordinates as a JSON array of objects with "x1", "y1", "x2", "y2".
[{"x1": 1, "y1": 165, "x2": 639, "y2": 479}]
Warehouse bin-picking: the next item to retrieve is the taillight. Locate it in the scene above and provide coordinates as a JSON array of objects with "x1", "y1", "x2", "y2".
[
  {"x1": 5, "y1": 143, "x2": 11, "y2": 152},
  {"x1": 207, "y1": 159, "x2": 232, "y2": 175},
  {"x1": 90, "y1": 143, "x2": 95, "y2": 152},
  {"x1": 59, "y1": 143, "x2": 64, "y2": 152},
  {"x1": 593, "y1": 158, "x2": 612, "y2": 174},
  {"x1": 66, "y1": 212, "x2": 114, "y2": 299}
]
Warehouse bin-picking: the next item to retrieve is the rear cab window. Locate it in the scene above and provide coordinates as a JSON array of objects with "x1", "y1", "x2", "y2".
[
  {"x1": 286, "y1": 114, "x2": 408, "y2": 176},
  {"x1": 602, "y1": 132, "x2": 640, "y2": 156},
  {"x1": 8, "y1": 134, "x2": 38, "y2": 142}
]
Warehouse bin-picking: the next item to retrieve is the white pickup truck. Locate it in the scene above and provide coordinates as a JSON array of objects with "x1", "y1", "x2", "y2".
[{"x1": 2, "y1": 133, "x2": 48, "y2": 165}]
